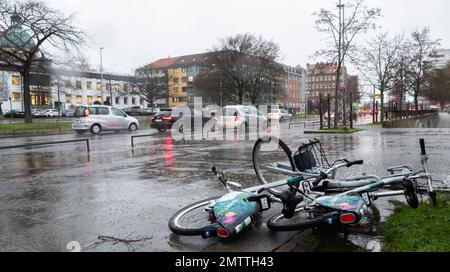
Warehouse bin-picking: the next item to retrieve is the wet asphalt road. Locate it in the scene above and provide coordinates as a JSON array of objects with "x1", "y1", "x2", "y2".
[{"x1": 0, "y1": 113, "x2": 449, "y2": 252}]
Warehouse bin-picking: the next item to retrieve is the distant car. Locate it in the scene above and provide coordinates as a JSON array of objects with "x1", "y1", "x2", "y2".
[
  {"x1": 4, "y1": 110, "x2": 25, "y2": 118},
  {"x1": 72, "y1": 105, "x2": 139, "y2": 135},
  {"x1": 44, "y1": 109, "x2": 60, "y2": 117},
  {"x1": 150, "y1": 108, "x2": 215, "y2": 133},
  {"x1": 61, "y1": 109, "x2": 75, "y2": 117},
  {"x1": 215, "y1": 105, "x2": 268, "y2": 130},
  {"x1": 267, "y1": 109, "x2": 293, "y2": 122},
  {"x1": 138, "y1": 108, "x2": 159, "y2": 116},
  {"x1": 123, "y1": 106, "x2": 141, "y2": 116},
  {"x1": 32, "y1": 109, "x2": 47, "y2": 118}
]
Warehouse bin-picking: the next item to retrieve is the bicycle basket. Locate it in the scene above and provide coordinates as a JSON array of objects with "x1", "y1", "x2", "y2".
[{"x1": 293, "y1": 139, "x2": 330, "y2": 172}]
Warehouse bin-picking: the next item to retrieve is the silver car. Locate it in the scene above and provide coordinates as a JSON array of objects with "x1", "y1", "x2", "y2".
[{"x1": 72, "y1": 105, "x2": 139, "y2": 135}]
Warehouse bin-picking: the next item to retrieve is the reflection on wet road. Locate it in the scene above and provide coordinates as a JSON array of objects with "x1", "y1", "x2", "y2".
[{"x1": 0, "y1": 120, "x2": 449, "y2": 252}]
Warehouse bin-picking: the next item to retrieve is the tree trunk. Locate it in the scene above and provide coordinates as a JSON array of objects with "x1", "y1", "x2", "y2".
[
  {"x1": 22, "y1": 68, "x2": 33, "y2": 124},
  {"x1": 380, "y1": 90, "x2": 385, "y2": 122},
  {"x1": 414, "y1": 93, "x2": 419, "y2": 111},
  {"x1": 334, "y1": 68, "x2": 340, "y2": 128}
]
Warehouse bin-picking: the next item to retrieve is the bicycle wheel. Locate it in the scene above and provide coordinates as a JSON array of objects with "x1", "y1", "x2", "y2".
[
  {"x1": 169, "y1": 197, "x2": 218, "y2": 236},
  {"x1": 253, "y1": 136, "x2": 296, "y2": 197},
  {"x1": 267, "y1": 206, "x2": 329, "y2": 231}
]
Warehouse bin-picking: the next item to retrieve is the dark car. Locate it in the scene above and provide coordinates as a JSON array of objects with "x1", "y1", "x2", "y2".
[
  {"x1": 138, "y1": 108, "x2": 159, "y2": 116},
  {"x1": 4, "y1": 110, "x2": 25, "y2": 118},
  {"x1": 123, "y1": 106, "x2": 141, "y2": 116},
  {"x1": 150, "y1": 108, "x2": 216, "y2": 133}
]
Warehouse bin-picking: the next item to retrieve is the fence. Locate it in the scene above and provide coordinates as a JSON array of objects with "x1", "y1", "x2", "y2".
[{"x1": 0, "y1": 139, "x2": 90, "y2": 153}]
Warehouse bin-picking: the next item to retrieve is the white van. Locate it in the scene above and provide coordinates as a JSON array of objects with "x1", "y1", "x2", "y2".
[{"x1": 72, "y1": 105, "x2": 139, "y2": 135}]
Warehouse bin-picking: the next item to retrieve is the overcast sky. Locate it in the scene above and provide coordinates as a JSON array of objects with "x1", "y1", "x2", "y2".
[{"x1": 46, "y1": 0, "x2": 450, "y2": 77}]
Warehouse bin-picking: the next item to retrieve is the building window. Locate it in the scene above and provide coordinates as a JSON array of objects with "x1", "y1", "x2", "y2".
[
  {"x1": 64, "y1": 80, "x2": 72, "y2": 88},
  {"x1": 124, "y1": 97, "x2": 128, "y2": 105},
  {"x1": 188, "y1": 76, "x2": 194, "y2": 83},
  {"x1": 173, "y1": 77, "x2": 179, "y2": 83},
  {"x1": 12, "y1": 92, "x2": 21, "y2": 102},
  {"x1": 140, "y1": 98, "x2": 144, "y2": 105},
  {"x1": 86, "y1": 81, "x2": 92, "y2": 89},
  {"x1": 106, "y1": 83, "x2": 111, "y2": 91},
  {"x1": 65, "y1": 95, "x2": 72, "y2": 103},
  {"x1": 76, "y1": 95, "x2": 82, "y2": 104},
  {"x1": 182, "y1": 77, "x2": 188, "y2": 83},
  {"x1": 124, "y1": 83, "x2": 129, "y2": 93},
  {"x1": 132, "y1": 98, "x2": 136, "y2": 105},
  {"x1": 96, "y1": 82, "x2": 102, "y2": 91},
  {"x1": 115, "y1": 97, "x2": 120, "y2": 104},
  {"x1": 11, "y1": 75, "x2": 21, "y2": 85},
  {"x1": 182, "y1": 87, "x2": 187, "y2": 93},
  {"x1": 87, "y1": 96, "x2": 93, "y2": 104},
  {"x1": 76, "y1": 81, "x2": 82, "y2": 89},
  {"x1": 114, "y1": 84, "x2": 121, "y2": 92},
  {"x1": 181, "y1": 68, "x2": 187, "y2": 73}
]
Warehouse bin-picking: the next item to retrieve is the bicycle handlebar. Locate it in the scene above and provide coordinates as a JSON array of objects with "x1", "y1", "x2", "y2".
[
  {"x1": 420, "y1": 139, "x2": 427, "y2": 156},
  {"x1": 345, "y1": 160, "x2": 364, "y2": 168},
  {"x1": 312, "y1": 171, "x2": 328, "y2": 187}
]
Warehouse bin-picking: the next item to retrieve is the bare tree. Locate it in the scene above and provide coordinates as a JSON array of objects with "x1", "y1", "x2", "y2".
[
  {"x1": 133, "y1": 66, "x2": 168, "y2": 108},
  {"x1": 391, "y1": 49, "x2": 410, "y2": 111},
  {"x1": 352, "y1": 33, "x2": 403, "y2": 121},
  {"x1": 195, "y1": 33, "x2": 283, "y2": 106},
  {"x1": 424, "y1": 63, "x2": 450, "y2": 111},
  {"x1": 0, "y1": 0, "x2": 85, "y2": 123},
  {"x1": 314, "y1": 0, "x2": 381, "y2": 127},
  {"x1": 405, "y1": 28, "x2": 440, "y2": 111}
]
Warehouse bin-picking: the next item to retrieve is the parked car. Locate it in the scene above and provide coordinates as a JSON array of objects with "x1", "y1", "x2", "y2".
[
  {"x1": 138, "y1": 108, "x2": 160, "y2": 116},
  {"x1": 61, "y1": 109, "x2": 75, "y2": 117},
  {"x1": 72, "y1": 105, "x2": 139, "y2": 135},
  {"x1": 267, "y1": 109, "x2": 293, "y2": 122},
  {"x1": 32, "y1": 109, "x2": 48, "y2": 118},
  {"x1": 123, "y1": 106, "x2": 141, "y2": 116},
  {"x1": 44, "y1": 109, "x2": 60, "y2": 117},
  {"x1": 4, "y1": 110, "x2": 25, "y2": 118},
  {"x1": 215, "y1": 105, "x2": 267, "y2": 130},
  {"x1": 150, "y1": 108, "x2": 215, "y2": 133}
]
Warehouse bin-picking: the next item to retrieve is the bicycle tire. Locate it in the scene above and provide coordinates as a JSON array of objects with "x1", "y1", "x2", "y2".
[
  {"x1": 253, "y1": 136, "x2": 296, "y2": 197},
  {"x1": 267, "y1": 207, "x2": 331, "y2": 232},
  {"x1": 169, "y1": 197, "x2": 219, "y2": 236}
]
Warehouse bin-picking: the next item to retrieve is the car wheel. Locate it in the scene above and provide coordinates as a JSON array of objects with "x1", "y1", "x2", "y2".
[
  {"x1": 90, "y1": 124, "x2": 102, "y2": 135},
  {"x1": 129, "y1": 123, "x2": 138, "y2": 132}
]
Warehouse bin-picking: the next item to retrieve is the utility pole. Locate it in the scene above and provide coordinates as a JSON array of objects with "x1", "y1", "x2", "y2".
[
  {"x1": 337, "y1": 0, "x2": 345, "y2": 127},
  {"x1": 100, "y1": 47, "x2": 104, "y2": 104},
  {"x1": 57, "y1": 78, "x2": 61, "y2": 117},
  {"x1": 109, "y1": 78, "x2": 113, "y2": 106}
]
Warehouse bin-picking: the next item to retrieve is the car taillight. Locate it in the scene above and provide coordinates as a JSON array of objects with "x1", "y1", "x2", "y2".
[
  {"x1": 217, "y1": 228, "x2": 230, "y2": 238},
  {"x1": 340, "y1": 213, "x2": 357, "y2": 224},
  {"x1": 162, "y1": 116, "x2": 173, "y2": 121},
  {"x1": 151, "y1": 116, "x2": 156, "y2": 121}
]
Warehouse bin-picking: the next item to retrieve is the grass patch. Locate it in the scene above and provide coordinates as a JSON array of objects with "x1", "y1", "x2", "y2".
[
  {"x1": 356, "y1": 123, "x2": 383, "y2": 129},
  {"x1": 292, "y1": 115, "x2": 320, "y2": 121},
  {"x1": 0, "y1": 122, "x2": 72, "y2": 135},
  {"x1": 381, "y1": 194, "x2": 450, "y2": 252}
]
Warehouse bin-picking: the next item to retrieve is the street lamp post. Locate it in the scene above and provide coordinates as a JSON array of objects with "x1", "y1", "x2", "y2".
[
  {"x1": 100, "y1": 47, "x2": 104, "y2": 104},
  {"x1": 57, "y1": 79, "x2": 61, "y2": 117}
]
